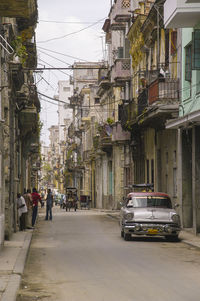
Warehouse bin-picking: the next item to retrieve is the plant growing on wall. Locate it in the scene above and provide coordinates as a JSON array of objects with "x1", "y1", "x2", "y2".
[
  {"x1": 107, "y1": 117, "x2": 114, "y2": 125},
  {"x1": 11, "y1": 36, "x2": 28, "y2": 66}
]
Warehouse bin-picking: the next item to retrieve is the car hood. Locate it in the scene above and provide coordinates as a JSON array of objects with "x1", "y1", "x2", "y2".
[{"x1": 126, "y1": 207, "x2": 177, "y2": 222}]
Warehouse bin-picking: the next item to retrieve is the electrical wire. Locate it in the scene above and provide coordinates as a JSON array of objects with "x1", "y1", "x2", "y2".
[
  {"x1": 38, "y1": 49, "x2": 72, "y2": 66},
  {"x1": 39, "y1": 20, "x2": 104, "y2": 24},
  {"x1": 37, "y1": 17, "x2": 106, "y2": 43},
  {"x1": 37, "y1": 46, "x2": 88, "y2": 62}
]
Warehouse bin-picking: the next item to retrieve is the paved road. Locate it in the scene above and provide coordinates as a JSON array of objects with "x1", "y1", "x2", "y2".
[{"x1": 17, "y1": 207, "x2": 200, "y2": 301}]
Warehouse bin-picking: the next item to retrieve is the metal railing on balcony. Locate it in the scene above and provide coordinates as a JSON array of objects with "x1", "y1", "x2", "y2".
[
  {"x1": 148, "y1": 78, "x2": 179, "y2": 105},
  {"x1": 138, "y1": 89, "x2": 148, "y2": 115},
  {"x1": 118, "y1": 102, "x2": 137, "y2": 129}
]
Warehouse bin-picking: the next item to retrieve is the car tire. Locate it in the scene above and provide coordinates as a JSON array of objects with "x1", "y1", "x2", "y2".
[
  {"x1": 165, "y1": 235, "x2": 179, "y2": 242},
  {"x1": 124, "y1": 233, "x2": 131, "y2": 241}
]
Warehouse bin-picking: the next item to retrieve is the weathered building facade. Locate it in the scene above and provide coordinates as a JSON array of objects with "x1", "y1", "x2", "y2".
[
  {"x1": 165, "y1": 0, "x2": 200, "y2": 234},
  {"x1": 0, "y1": 0, "x2": 40, "y2": 245}
]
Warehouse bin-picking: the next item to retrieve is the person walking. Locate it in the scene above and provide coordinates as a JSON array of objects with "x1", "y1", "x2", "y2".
[
  {"x1": 23, "y1": 189, "x2": 33, "y2": 229},
  {"x1": 16, "y1": 193, "x2": 28, "y2": 231},
  {"x1": 45, "y1": 189, "x2": 54, "y2": 221},
  {"x1": 31, "y1": 187, "x2": 41, "y2": 227}
]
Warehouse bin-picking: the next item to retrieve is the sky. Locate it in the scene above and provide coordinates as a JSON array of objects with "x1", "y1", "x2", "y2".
[{"x1": 36, "y1": 0, "x2": 111, "y2": 145}]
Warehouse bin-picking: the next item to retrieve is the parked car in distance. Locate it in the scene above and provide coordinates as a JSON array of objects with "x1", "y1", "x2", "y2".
[{"x1": 120, "y1": 191, "x2": 181, "y2": 241}]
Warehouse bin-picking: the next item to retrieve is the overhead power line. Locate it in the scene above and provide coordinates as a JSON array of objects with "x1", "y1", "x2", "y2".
[
  {"x1": 37, "y1": 17, "x2": 106, "y2": 43},
  {"x1": 39, "y1": 20, "x2": 104, "y2": 24},
  {"x1": 37, "y1": 46, "x2": 88, "y2": 62}
]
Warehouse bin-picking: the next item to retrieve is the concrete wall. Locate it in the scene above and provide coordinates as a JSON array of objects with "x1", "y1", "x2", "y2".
[{"x1": 156, "y1": 129, "x2": 178, "y2": 205}]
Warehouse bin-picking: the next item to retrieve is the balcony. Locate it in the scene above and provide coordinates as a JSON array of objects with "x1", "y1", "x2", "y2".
[
  {"x1": 112, "y1": 58, "x2": 131, "y2": 83},
  {"x1": 148, "y1": 78, "x2": 179, "y2": 105},
  {"x1": 119, "y1": 102, "x2": 137, "y2": 129},
  {"x1": 112, "y1": 123, "x2": 130, "y2": 143},
  {"x1": 112, "y1": 0, "x2": 131, "y2": 22},
  {"x1": 138, "y1": 89, "x2": 148, "y2": 115},
  {"x1": 164, "y1": 0, "x2": 200, "y2": 28},
  {"x1": 98, "y1": 68, "x2": 111, "y2": 91},
  {"x1": 25, "y1": 41, "x2": 37, "y2": 68},
  {"x1": 0, "y1": 0, "x2": 37, "y2": 19},
  {"x1": 99, "y1": 125, "x2": 112, "y2": 153},
  {"x1": 9, "y1": 62, "x2": 24, "y2": 92}
]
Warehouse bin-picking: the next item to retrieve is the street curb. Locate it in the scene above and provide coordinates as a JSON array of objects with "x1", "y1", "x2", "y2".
[
  {"x1": 1, "y1": 231, "x2": 33, "y2": 301},
  {"x1": 1, "y1": 274, "x2": 21, "y2": 301}
]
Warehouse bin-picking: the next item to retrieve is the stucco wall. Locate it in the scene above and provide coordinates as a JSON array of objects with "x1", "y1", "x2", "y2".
[{"x1": 182, "y1": 28, "x2": 200, "y2": 116}]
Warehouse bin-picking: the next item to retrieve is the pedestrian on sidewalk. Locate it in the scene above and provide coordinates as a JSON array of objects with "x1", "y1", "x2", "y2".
[
  {"x1": 23, "y1": 189, "x2": 33, "y2": 229},
  {"x1": 16, "y1": 193, "x2": 28, "y2": 231},
  {"x1": 31, "y1": 188, "x2": 42, "y2": 227},
  {"x1": 45, "y1": 189, "x2": 54, "y2": 220}
]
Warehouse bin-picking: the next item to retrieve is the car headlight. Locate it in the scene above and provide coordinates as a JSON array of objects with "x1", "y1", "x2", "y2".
[
  {"x1": 124, "y1": 212, "x2": 134, "y2": 221},
  {"x1": 171, "y1": 214, "x2": 180, "y2": 225}
]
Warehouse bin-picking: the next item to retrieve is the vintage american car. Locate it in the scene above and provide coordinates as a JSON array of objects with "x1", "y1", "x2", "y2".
[{"x1": 120, "y1": 191, "x2": 181, "y2": 241}]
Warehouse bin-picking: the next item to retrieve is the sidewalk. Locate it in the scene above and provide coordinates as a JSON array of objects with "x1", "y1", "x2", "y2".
[
  {"x1": 0, "y1": 211, "x2": 200, "y2": 301},
  {"x1": 0, "y1": 230, "x2": 33, "y2": 301}
]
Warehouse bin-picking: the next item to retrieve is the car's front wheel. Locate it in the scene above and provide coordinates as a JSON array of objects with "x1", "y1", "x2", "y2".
[{"x1": 124, "y1": 233, "x2": 131, "y2": 241}]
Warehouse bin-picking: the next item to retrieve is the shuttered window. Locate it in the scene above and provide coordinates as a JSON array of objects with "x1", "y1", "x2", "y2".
[
  {"x1": 185, "y1": 44, "x2": 192, "y2": 82},
  {"x1": 192, "y1": 29, "x2": 200, "y2": 70}
]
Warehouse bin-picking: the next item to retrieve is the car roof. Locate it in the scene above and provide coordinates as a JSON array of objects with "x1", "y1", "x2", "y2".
[{"x1": 127, "y1": 192, "x2": 170, "y2": 198}]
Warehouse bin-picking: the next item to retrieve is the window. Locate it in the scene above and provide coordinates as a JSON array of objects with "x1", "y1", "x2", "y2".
[
  {"x1": 109, "y1": 161, "x2": 113, "y2": 195},
  {"x1": 165, "y1": 29, "x2": 169, "y2": 67},
  {"x1": 192, "y1": 30, "x2": 200, "y2": 70},
  {"x1": 173, "y1": 168, "x2": 177, "y2": 197},
  {"x1": 185, "y1": 44, "x2": 192, "y2": 82},
  {"x1": 146, "y1": 160, "x2": 149, "y2": 183},
  {"x1": 124, "y1": 167, "x2": 130, "y2": 187},
  {"x1": 95, "y1": 98, "x2": 100, "y2": 104},
  {"x1": 151, "y1": 159, "x2": 154, "y2": 184},
  {"x1": 171, "y1": 31, "x2": 177, "y2": 56}
]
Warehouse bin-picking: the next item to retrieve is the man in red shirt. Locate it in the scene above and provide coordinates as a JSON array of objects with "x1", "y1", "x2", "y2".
[{"x1": 31, "y1": 187, "x2": 41, "y2": 227}]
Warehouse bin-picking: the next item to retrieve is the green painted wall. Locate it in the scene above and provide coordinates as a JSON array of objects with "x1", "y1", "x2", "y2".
[{"x1": 181, "y1": 27, "x2": 200, "y2": 116}]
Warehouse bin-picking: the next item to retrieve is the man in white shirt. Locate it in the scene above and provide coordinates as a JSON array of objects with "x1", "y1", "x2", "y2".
[{"x1": 16, "y1": 193, "x2": 28, "y2": 231}]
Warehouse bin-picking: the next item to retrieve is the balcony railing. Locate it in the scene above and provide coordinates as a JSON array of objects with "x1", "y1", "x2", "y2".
[
  {"x1": 148, "y1": 78, "x2": 179, "y2": 105},
  {"x1": 98, "y1": 125, "x2": 112, "y2": 152},
  {"x1": 112, "y1": 58, "x2": 131, "y2": 82},
  {"x1": 138, "y1": 89, "x2": 148, "y2": 115},
  {"x1": 118, "y1": 102, "x2": 137, "y2": 129}
]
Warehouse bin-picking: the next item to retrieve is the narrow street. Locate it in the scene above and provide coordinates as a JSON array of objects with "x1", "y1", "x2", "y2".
[{"x1": 17, "y1": 207, "x2": 200, "y2": 301}]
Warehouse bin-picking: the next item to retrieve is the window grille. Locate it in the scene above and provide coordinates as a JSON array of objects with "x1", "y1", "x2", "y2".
[{"x1": 122, "y1": 0, "x2": 130, "y2": 8}]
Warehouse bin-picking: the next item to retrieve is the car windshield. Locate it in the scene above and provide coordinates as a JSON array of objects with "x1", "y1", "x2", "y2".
[{"x1": 127, "y1": 196, "x2": 172, "y2": 209}]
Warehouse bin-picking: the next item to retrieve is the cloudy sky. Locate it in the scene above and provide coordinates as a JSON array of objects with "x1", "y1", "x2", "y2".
[{"x1": 36, "y1": 0, "x2": 111, "y2": 145}]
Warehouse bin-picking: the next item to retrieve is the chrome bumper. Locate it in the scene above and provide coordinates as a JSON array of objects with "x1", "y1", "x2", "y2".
[{"x1": 124, "y1": 223, "x2": 181, "y2": 236}]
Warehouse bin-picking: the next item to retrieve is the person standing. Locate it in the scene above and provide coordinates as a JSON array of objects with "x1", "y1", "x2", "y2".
[
  {"x1": 23, "y1": 189, "x2": 33, "y2": 229},
  {"x1": 16, "y1": 193, "x2": 28, "y2": 231},
  {"x1": 45, "y1": 189, "x2": 54, "y2": 220},
  {"x1": 31, "y1": 187, "x2": 41, "y2": 227}
]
